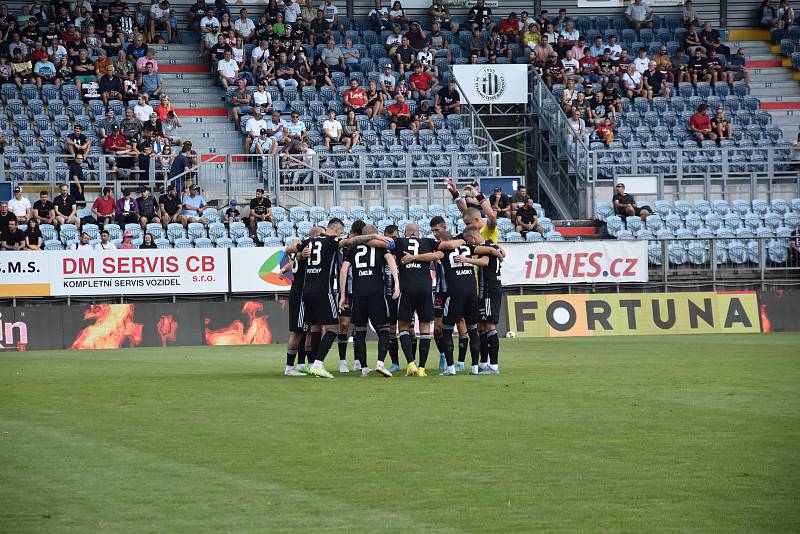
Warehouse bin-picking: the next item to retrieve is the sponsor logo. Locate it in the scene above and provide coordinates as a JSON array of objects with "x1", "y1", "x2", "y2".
[
  {"x1": 258, "y1": 250, "x2": 292, "y2": 286},
  {"x1": 474, "y1": 67, "x2": 506, "y2": 102}
]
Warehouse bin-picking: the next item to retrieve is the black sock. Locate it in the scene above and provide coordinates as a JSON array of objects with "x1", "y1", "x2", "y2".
[
  {"x1": 310, "y1": 331, "x2": 322, "y2": 361},
  {"x1": 388, "y1": 335, "x2": 399, "y2": 365},
  {"x1": 457, "y1": 333, "x2": 469, "y2": 363},
  {"x1": 297, "y1": 332, "x2": 307, "y2": 364},
  {"x1": 354, "y1": 328, "x2": 368, "y2": 368},
  {"x1": 486, "y1": 329, "x2": 500, "y2": 365},
  {"x1": 468, "y1": 326, "x2": 480, "y2": 366},
  {"x1": 411, "y1": 334, "x2": 418, "y2": 360},
  {"x1": 378, "y1": 327, "x2": 390, "y2": 364},
  {"x1": 442, "y1": 326, "x2": 455, "y2": 367},
  {"x1": 316, "y1": 329, "x2": 337, "y2": 362},
  {"x1": 398, "y1": 330, "x2": 414, "y2": 364},
  {"x1": 479, "y1": 331, "x2": 489, "y2": 364},
  {"x1": 418, "y1": 333, "x2": 432, "y2": 367},
  {"x1": 434, "y1": 335, "x2": 445, "y2": 356},
  {"x1": 286, "y1": 349, "x2": 297, "y2": 366},
  {"x1": 337, "y1": 331, "x2": 349, "y2": 361}
]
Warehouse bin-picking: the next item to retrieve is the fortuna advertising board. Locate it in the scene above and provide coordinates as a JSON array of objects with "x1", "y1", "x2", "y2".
[{"x1": 452, "y1": 64, "x2": 528, "y2": 104}]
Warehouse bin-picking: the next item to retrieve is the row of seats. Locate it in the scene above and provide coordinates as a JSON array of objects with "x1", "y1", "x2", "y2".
[{"x1": 597, "y1": 198, "x2": 800, "y2": 221}]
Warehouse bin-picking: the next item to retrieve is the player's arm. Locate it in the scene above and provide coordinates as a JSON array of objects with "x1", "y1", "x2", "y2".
[
  {"x1": 285, "y1": 238, "x2": 309, "y2": 256},
  {"x1": 436, "y1": 238, "x2": 466, "y2": 250},
  {"x1": 454, "y1": 254, "x2": 489, "y2": 267},
  {"x1": 280, "y1": 257, "x2": 294, "y2": 274},
  {"x1": 384, "y1": 252, "x2": 400, "y2": 299},
  {"x1": 475, "y1": 192, "x2": 497, "y2": 230},
  {"x1": 474, "y1": 244, "x2": 503, "y2": 258},
  {"x1": 339, "y1": 233, "x2": 390, "y2": 248},
  {"x1": 402, "y1": 250, "x2": 443, "y2": 264},
  {"x1": 338, "y1": 259, "x2": 351, "y2": 310}
]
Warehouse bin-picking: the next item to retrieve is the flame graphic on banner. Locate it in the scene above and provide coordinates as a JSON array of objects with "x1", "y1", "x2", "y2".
[
  {"x1": 71, "y1": 304, "x2": 144, "y2": 350},
  {"x1": 157, "y1": 315, "x2": 178, "y2": 347},
  {"x1": 258, "y1": 251, "x2": 292, "y2": 286},
  {"x1": 204, "y1": 301, "x2": 273, "y2": 345}
]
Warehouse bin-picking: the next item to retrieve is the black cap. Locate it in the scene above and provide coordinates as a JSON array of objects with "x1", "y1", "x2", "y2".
[
  {"x1": 167, "y1": 184, "x2": 176, "y2": 191},
  {"x1": 256, "y1": 188, "x2": 264, "y2": 193},
  {"x1": 13, "y1": 186, "x2": 21, "y2": 192},
  {"x1": 100, "y1": 229, "x2": 109, "y2": 235},
  {"x1": 190, "y1": 184, "x2": 200, "y2": 190}
]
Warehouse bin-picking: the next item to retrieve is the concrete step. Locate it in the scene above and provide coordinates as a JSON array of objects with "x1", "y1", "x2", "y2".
[
  {"x1": 750, "y1": 93, "x2": 800, "y2": 102},
  {"x1": 748, "y1": 81, "x2": 800, "y2": 90}
]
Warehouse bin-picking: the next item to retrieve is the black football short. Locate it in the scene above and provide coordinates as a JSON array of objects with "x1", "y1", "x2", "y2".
[
  {"x1": 479, "y1": 290, "x2": 502, "y2": 324},
  {"x1": 352, "y1": 294, "x2": 389, "y2": 328},
  {"x1": 339, "y1": 293, "x2": 353, "y2": 319},
  {"x1": 300, "y1": 292, "x2": 339, "y2": 329},
  {"x1": 398, "y1": 287, "x2": 435, "y2": 323},
  {"x1": 443, "y1": 290, "x2": 479, "y2": 327},
  {"x1": 434, "y1": 292, "x2": 446, "y2": 318},
  {"x1": 289, "y1": 290, "x2": 304, "y2": 333}
]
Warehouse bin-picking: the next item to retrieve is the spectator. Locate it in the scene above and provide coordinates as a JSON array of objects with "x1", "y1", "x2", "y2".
[
  {"x1": 365, "y1": 80, "x2": 384, "y2": 117},
  {"x1": 98, "y1": 63, "x2": 124, "y2": 104},
  {"x1": 8, "y1": 186, "x2": 32, "y2": 224},
  {"x1": 791, "y1": 222, "x2": 800, "y2": 264},
  {"x1": 217, "y1": 49, "x2": 239, "y2": 90},
  {"x1": 138, "y1": 186, "x2": 160, "y2": 228},
  {"x1": 320, "y1": 37, "x2": 346, "y2": 74},
  {"x1": 242, "y1": 109, "x2": 269, "y2": 152},
  {"x1": 322, "y1": 109, "x2": 349, "y2": 149},
  {"x1": 94, "y1": 50, "x2": 115, "y2": 79},
  {"x1": 53, "y1": 183, "x2": 80, "y2": 228},
  {"x1": 561, "y1": 49, "x2": 581, "y2": 82},
  {"x1": 284, "y1": 112, "x2": 307, "y2": 150},
  {"x1": 395, "y1": 35, "x2": 416, "y2": 76},
  {"x1": 466, "y1": 0, "x2": 493, "y2": 31},
  {"x1": 341, "y1": 37, "x2": 361, "y2": 72},
  {"x1": 140, "y1": 62, "x2": 163, "y2": 97},
  {"x1": 230, "y1": 77, "x2": 254, "y2": 126},
  {"x1": 123, "y1": 70, "x2": 140, "y2": 101},
  {"x1": 224, "y1": 199, "x2": 241, "y2": 224},
  {"x1": 116, "y1": 188, "x2": 140, "y2": 225},
  {"x1": 234, "y1": 8, "x2": 255, "y2": 41},
  {"x1": 98, "y1": 109, "x2": 119, "y2": 142},
  {"x1": 252, "y1": 128, "x2": 277, "y2": 155},
  {"x1": 0, "y1": 201, "x2": 14, "y2": 235},
  {"x1": 162, "y1": 111, "x2": 183, "y2": 145},
  {"x1": 428, "y1": 21, "x2": 451, "y2": 60},
  {"x1": 388, "y1": 1, "x2": 408, "y2": 28},
  {"x1": 612, "y1": 182, "x2": 651, "y2": 221},
  {"x1": 0, "y1": 218, "x2": 25, "y2": 250},
  {"x1": 777, "y1": 0, "x2": 795, "y2": 29},
  {"x1": 149, "y1": 0, "x2": 175, "y2": 43},
  {"x1": 642, "y1": 61, "x2": 670, "y2": 102},
  {"x1": 509, "y1": 185, "x2": 530, "y2": 218},
  {"x1": 251, "y1": 81, "x2": 273, "y2": 114},
  {"x1": 33, "y1": 191, "x2": 56, "y2": 226},
  {"x1": 310, "y1": 55, "x2": 334, "y2": 91},
  {"x1": 409, "y1": 62, "x2": 437, "y2": 102},
  {"x1": 591, "y1": 118, "x2": 615, "y2": 145},
  {"x1": 275, "y1": 51, "x2": 298, "y2": 90},
  {"x1": 429, "y1": 0, "x2": 453, "y2": 32},
  {"x1": 566, "y1": 108, "x2": 589, "y2": 151},
  {"x1": 386, "y1": 93, "x2": 411, "y2": 131},
  {"x1": 33, "y1": 53, "x2": 58, "y2": 90},
  {"x1": 435, "y1": 78, "x2": 460, "y2": 116},
  {"x1": 622, "y1": 64, "x2": 647, "y2": 100},
  {"x1": 290, "y1": 141, "x2": 316, "y2": 185},
  {"x1": 625, "y1": 0, "x2": 654, "y2": 31},
  {"x1": 71, "y1": 231, "x2": 94, "y2": 250},
  {"x1": 706, "y1": 49, "x2": 732, "y2": 86},
  {"x1": 180, "y1": 184, "x2": 207, "y2": 227},
  {"x1": 410, "y1": 101, "x2": 436, "y2": 136},
  {"x1": 710, "y1": 107, "x2": 733, "y2": 142},
  {"x1": 169, "y1": 143, "x2": 195, "y2": 191},
  {"x1": 543, "y1": 51, "x2": 564, "y2": 88},
  {"x1": 24, "y1": 219, "x2": 43, "y2": 250},
  {"x1": 728, "y1": 48, "x2": 751, "y2": 83},
  {"x1": 159, "y1": 184, "x2": 181, "y2": 226},
  {"x1": 385, "y1": 24, "x2": 403, "y2": 58},
  {"x1": 759, "y1": 0, "x2": 777, "y2": 28},
  {"x1": 467, "y1": 27, "x2": 486, "y2": 58},
  {"x1": 133, "y1": 94, "x2": 154, "y2": 122},
  {"x1": 683, "y1": 0, "x2": 701, "y2": 27},
  {"x1": 343, "y1": 78, "x2": 369, "y2": 116},
  {"x1": 368, "y1": 0, "x2": 391, "y2": 31},
  {"x1": 68, "y1": 154, "x2": 87, "y2": 208},
  {"x1": 95, "y1": 228, "x2": 117, "y2": 249},
  {"x1": 310, "y1": 9, "x2": 331, "y2": 45},
  {"x1": 321, "y1": 0, "x2": 340, "y2": 27},
  {"x1": 92, "y1": 186, "x2": 117, "y2": 226},
  {"x1": 489, "y1": 187, "x2": 511, "y2": 219},
  {"x1": 248, "y1": 188, "x2": 273, "y2": 236},
  {"x1": 140, "y1": 233, "x2": 158, "y2": 249},
  {"x1": 11, "y1": 48, "x2": 34, "y2": 90},
  {"x1": 120, "y1": 107, "x2": 143, "y2": 139},
  {"x1": 689, "y1": 103, "x2": 715, "y2": 145},
  {"x1": 102, "y1": 124, "x2": 135, "y2": 175},
  {"x1": 343, "y1": 110, "x2": 362, "y2": 147},
  {"x1": 120, "y1": 231, "x2": 135, "y2": 249},
  {"x1": 515, "y1": 197, "x2": 545, "y2": 237},
  {"x1": 65, "y1": 124, "x2": 91, "y2": 157},
  {"x1": 560, "y1": 19, "x2": 580, "y2": 46},
  {"x1": 684, "y1": 22, "x2": 703, "y2": 54}
]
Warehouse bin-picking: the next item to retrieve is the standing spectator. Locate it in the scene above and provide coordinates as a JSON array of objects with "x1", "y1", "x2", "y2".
[
  {"x1": 158, "y1": 184, "x2": 181, "y2": 226},
  {"x1": 612, "y1": 182, "x2": 651, "y2": 220},
  {"x1": 137, "y1": 186, "x2": 160, "y2": 228},
  {"x1": 515, "y1": 197, "x2": 545, "y2": 237},
  {"x1": 625, "y1": 0, "x2": 654, "y2": 31},
  {"x1": 24, "y1": 219, "x2": 44, "y2": 250},
  {"x1": 91, "y1": 186, "x2": 117, "y2": 226},
  {"x1": 8, "y1": 186, "x2": 32, "y2": 224},
  {"x1": 435, "y1": 79, "x2": 460, "y2": 116},
  {"x1": 116, "y1": 188, "x2": 140, "y2": 225},
  {"x1": 248, "y1": 188, "x2": 273, "y2": 236},
  {"x1": 169, "y1": 143, "x2": 195, "y2": 192},
  {"x1": 33, "y1": 191, "x2": 56, "y2": 226},
  {"x1": 489, "y1": 187, "x2": 511, "y2": 219},
  {"x1": 95, "y1": 229, "x2": 117, "y2": 249},
  {"x1": 689, "y1": 103, "x2": 715, "y2": 145},
  {"x1": 180, "y1": 184, "x2": 207, "y2": 227},
  {"x1": 68, "y1": 154, "x2": 87, "y2": 208},
  {"x1": 1, "y1": 219, "x2": 26, "y2": 250},
  {"x1": 53, "y1": 183, "x2": 80, "y2": 228}
]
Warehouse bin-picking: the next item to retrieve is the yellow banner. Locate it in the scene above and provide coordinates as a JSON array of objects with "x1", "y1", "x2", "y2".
[{"x1": 507, "y1": 292, "x2": 761, "y2": 337}]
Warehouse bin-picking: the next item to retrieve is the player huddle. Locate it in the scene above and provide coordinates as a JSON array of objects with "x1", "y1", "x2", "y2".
[{"x1": 282, "y1": 181, "x2": 504, "y2": 378}]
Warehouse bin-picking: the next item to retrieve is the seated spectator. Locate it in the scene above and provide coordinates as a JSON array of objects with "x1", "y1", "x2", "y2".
[
  {"x1": 368, "y1": 0, "x2": 391, "y2": 31},
  {"x1": 284, "y1": 112, "x2": 307, "y2": 150},
  {"x1": 94, "y1": 50, "x2": 115, "y2": 79},
  {"x1": 92, "y1": 186, "x2": 117, "y2": 226},
  {"x1": 365, "y1": 80, "x2": 384, "y2": 117},
  {"x1": 70, "y1": 231, "x2": 94, "y2": 250},
  {"x1": 53, "y1": 183, "x2": 80, "y2": 228},
  {"x1": 24, "y1": 218, "x2": 43, "y2": 250},
  {"x1": 217, "y1": 49, "x2": 239, "y2": 90},
  {"x1": 759, "y1": 0, "x2": 777, "y2": 29},
  {"x1": 728, "y1": 48, "x2": 751, "y2": 83},
  {"x1": 343, "y1": 109, "x2": 362, "y2": 147},
  {"x1": 322, "y1": 109, "x2": 350, "y2": 149},
  {"x1": 158, "y1": 184, "x2": 182, "y2": 226},
  {"x1": 95, "y1": 228, "x2": 117, "y2": 250},
  {"x1": 265, "y1": 110, "x2": 288, "y2": 146},
  {"x1": 777, "y1": 0, "x2": 795, "y2": 29},
  {"x1": 561, "y1": 49, "x2": 581, "y2": 82},
  {"x1": 642, "y1": 61, "x2": 670, "y2": 102},
  {"x1": 180, "y1": 184, "x2": 208, "y2": 227},
  {"x1": 0, "y1": 201, "x2": 14, "y2": 235},
  {"x1": 310, "y1": 55, "x2": 334, "y2": 91},
  {"x1": 612, "y1": 182, "x2": 650, "y2": 221},
  {"x1": 625, "y1": 0, "x2": 654, "y2": 30},
  {"x1": 252, "y1": 128, "x2": 277, "y2": 154},
  {"x1": 385, "y1": 24, "x2": 403, "y2": 57},
  {"x1": 683, "y1": 22, "x2": 703, "y2": 54},
  {"x1": 566, "y1": 108, "x2": 589, "y2": 151},
  {"x1": 120, "y1": 231, "x2": 135, "y2": 249},
  {"x1": 622, "y1": 64, "x2": 647, "y2": 100},
  {"x1": 8, "y1": 186, "x2": 31, "y2": 224},
  {"x1": 689, "y1": 103, "x2": 715, "y2": 145},
  {"x1": 515, "y1": 197, "x2": 545, "y2": 237},
  {"x1": 140, "y1": 233, "x2": 158, "y2": 249},
  {"x1": 98, "y1": 110, "x2": 119, "y2": 142},
  {"x1": 33, "y1": 55, "x2": 58, "y2": 90},
  {"x1": 251, "y1": 81, "x2": 273, "y2": 114},
  {"x1": 234, "y1": 8, "x2": 255, "y2": 42},
  {"x1": 542, "y1": 51, "x2": 564, "y2": 88},
  {"x1": 683, "y1": 0, "x2": 701, "y2": 27},
  {"x1": 705, "y1": 49, "x2": 732, "y2": 86},
  {"x1": 162, "y1": 111, "x2": 183, "y2": 146},
  {"x1": 123, "y1": 70, "x2": 140, "y2": 102},
  {"x1": 386, "y1": 93, "x2": 411, "y2": 131},
  {"x1": 388, "y1": 1, "x2": 408, "y2": 28},
  {"x1": 33, "y1": 191, "x2": 55, "y2": 226},
  {"x1": 0, "y1": 218, "x2": 25, "y2": 250},
  {"x1": 710, "y1": 107, "x2": 733, "y2": 142},
  {"x1": 410, "y1": 101, "x2": 436, "y2": 136},
  {"x1": 467, "y1": 27, "x2": 486, "y2": 59},
  {"x1": 140, "y1": 62, "x2": 163, "y2": 97},
  {"x1": 591, "y1": 118, "x2": 615, "y2": 145},
  {"x1": 343, "y1": 78, "x2": 369, "y2": 115},
  {"x1": 341, "y1": 37, "x2": 361, "y2": 72},
  {"x1": 138, "y1": 187, "x2": 160, "y2": 228},
  {"x1": 248, "y1": 188, "x2": 273, "y2": 236},
  {"x1": 11, "y1": 48, "x2": 34, "y2": 90},
  {"x1": 72, "y1": 49, "x2": 97, "y2": 93},
  {"x1": 98, "y1": 64, "x2": 124, "y2": 104},
  {"x1": 103, "y1": 124, "x2": 136, "y2": 175},
  {"x1": 292, "y1": 141, "x2": 316, "y2": 185},
  {"x1": 409, "y1": 62, "x2": 437, "y2": 102},
  {"x1": 274, "y1": 52, "x2": 298, "y2": 90},
  {"x1": 116, "y1": 188, "x2": 140, "y2": 225},
  {"x1": 394, "y1": 35, "x2": 416, "y2": 76},
  {"x1": 435, "y1": 79, "x2": 460, "y2": 116},
  {"x1": 509, "y1": 185, "x2": 530, "y2": 218},
  {"x1": 134, "y1": 94, "x2": 154, "y2": 122},
  {"x1": 467, "y1": 0, "x2": 493, "y2": 30},
  {"x1": 230, "y1": 77, "x2": 254, "y2": 125},
  {"x1": 489, "y1": 187, "x2": 511, "y2": 219},
  {"x1": 428, "y1": 21, "x2": 451, "y2": 61},
  {"x1": 430, "y1": 0, "x2": 455, "y2": 33},
  {"x1": 224, "y1": 199, "x2": 241, "y2": 224},
  {"x1": 310, "y1": 9, "x2": 332, "y2": 45},
  {"x1": 149, "y1": 0, "x2": 175, "y2": 43}
]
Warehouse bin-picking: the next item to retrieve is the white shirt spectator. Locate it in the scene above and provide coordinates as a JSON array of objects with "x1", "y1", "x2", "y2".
[
  {"x1": 72, "y1": 242, "x2": 94, "y2": 250},
  {"x1": 200, "y1": 15, "x2": 220, "y2": 31},
  {"x1": 322, "y1": 118, "x2": 343, "y2": 138},
  {"x1": 626, "y1": 2, "x2": 651, "y2": 22},
  {"x1": 284, "y1": 2, "x2": 302, "y2": 23},
  {"x1": 251, "y1": 45, "x2": 270, "y2": 64},
  {"x1": 633, "y1": 56, "x2": 650, "y2": 74},
  {"x1": 302, "y1": 147, "x2": 316, "y2": 165},
  {"x1": 253, "y1": 89, "x2": 272, "y2": 107},
  {"x1": 134, "y1": 103, "x2": 154, "y2": 122},
  {"x1": 622, "y1": 70, "x2": 642, "y2": 89},
  {"x1": 607, "y1": 43, "x2": 623, "y2": 60},
  {"x1": 320, "y1": 2, "x2": 338, "y2": 23},
  {"x1": 245, "y1": 117, "x2": 268, "y2": 137},
  {"x1": 386, "y1": 34, "x2": 402, "y2": 47},
  {"x1": 560, "y1": 29, "x2": 580, "y2": 42},
  {"x1": 368, "y1": 6, "x2": 388, "y2": 19},
  {"x1": 151, "y1": 4, "x2": 170, "y2": 20},
  {"x1": 286, "y1": 120, "x2": 306, "y2": 137},
  {"x1": 8, "y1": 196, "x2": 31, "y2": 217},
  {"x1": 217, "y1": 58, "x2": 239, "y2": 78},
  {"x1": 544, "y1": 31, "x2": 558, "y2": 43},
  {"x1": 379, "y1": 72, "x2": 396, "y2": 87},
  {"x1": 95, "y1": 241, "x2": 117, "y2": 250},
  {"x1": 417, "y1": 50, "x2": 433, "y2": 67},
  {"x1": 251, "y1": 135, "x2": 276, "y2": 153},
  {"x1": 234, "y1": 17, "x2": 255, "y2": 37},
  {"x1": 266, "y1": 117, "x2": 287, "y2": 142},
  {"x1": 48, "y1": 44, "x2": 68, "y2": 62},
  {"x1": 561, "y1": 57, "x2": 580, "y2": 74}
]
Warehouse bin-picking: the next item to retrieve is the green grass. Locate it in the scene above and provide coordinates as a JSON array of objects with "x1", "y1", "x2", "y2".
[{"x1": 1, "y1": 334, "x2": 799, "y2": 533}]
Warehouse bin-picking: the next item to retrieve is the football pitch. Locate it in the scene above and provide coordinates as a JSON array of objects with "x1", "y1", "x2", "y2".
[{"x1": 1, "y1": 334, "x2": 799, "y2": 533}]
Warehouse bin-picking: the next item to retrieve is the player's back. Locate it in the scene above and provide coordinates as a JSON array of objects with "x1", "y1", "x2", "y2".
[
  {"x1": 302, "y1": 234, "x2": 340, "y2": 296},
  {"x1": 393, "y1": 237, "x2": 438, "y2": 291},
  {"x1": 347, "y1": 242, "x2": 387, "y2": 297},
  {"x1": 439, "y1": 242, "x2": 478, "y2": 295},
  {"x1": 479, "y1": 242, "x2": 502, "y2": 296}
]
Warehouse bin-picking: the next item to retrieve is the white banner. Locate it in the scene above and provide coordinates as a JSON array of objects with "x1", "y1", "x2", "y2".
[
  {"x1": 0, "y1": 250, "x2": 229, "y2": 296},
  {"x1": 230, "y1": 247, "x2": 293, "y2": 293},
  {"x1": 452, "y1": 64, "x2": 528, "y2": 104},
  {"x1": 500, "y1": 240, "x2": 649, "y2": 285}
]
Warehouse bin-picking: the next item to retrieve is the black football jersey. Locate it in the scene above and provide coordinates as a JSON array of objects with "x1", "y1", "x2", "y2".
[
  {"x1": 438, "y1": 242, "x2": 477, "y2": 295},
  {"x1": 346, "y1": 243, "x2": 388, "y2": 297},
  {"x1": 392, "y1": 237, "x2": 437, "y2": 289},
  {"x1": 300, "y1": 235, "x2": 340, "y2": 296},
  {"x1": 290, "y1": 253, "x2": 307, "y2": 296},
  {"x1": 479, "y1": 243, "x2": 502, "y2": 295}
]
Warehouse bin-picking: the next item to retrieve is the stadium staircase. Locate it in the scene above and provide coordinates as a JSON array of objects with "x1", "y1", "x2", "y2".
[{"x1": 728, "y1": 29, "x2": 800, "y2": 140}]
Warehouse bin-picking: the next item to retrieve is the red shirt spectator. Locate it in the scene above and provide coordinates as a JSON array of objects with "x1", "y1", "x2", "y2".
[
  {"x1": 499, "y1": 15, "x2": 519, "y2": 36},
  {"x1": 387, "y1": 100, "x2": 410, "y2": 117},
  {"x1": 102, "y1": 132, "x2": 129, "y2": 152},
  {"x1": 689, "y1": 112, "x2": 710, "y2": 132},
  {"x1": 92, "y1": 195, "x2": 116, "y2": 217},
  {"x1": 343, "y1": 84, "x2": 368, "y2": 109},
  {"x1": 32, "y1": 48, "x2": 49, "y2": 64},
  {"x1": 409, "y1": 70, "x2": 433, "y2": 90}
]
